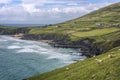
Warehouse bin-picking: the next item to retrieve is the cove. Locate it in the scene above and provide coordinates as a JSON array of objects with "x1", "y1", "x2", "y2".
[{"x1": 0, "y1": 35, "x2": 86, "y2": 80}]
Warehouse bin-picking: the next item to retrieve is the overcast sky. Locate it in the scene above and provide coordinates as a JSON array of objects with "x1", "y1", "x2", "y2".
[{"x1": 0, "y1": 0, "x2": 120, "y2": 24}]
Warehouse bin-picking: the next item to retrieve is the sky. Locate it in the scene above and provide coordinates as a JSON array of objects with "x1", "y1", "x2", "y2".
[{"x1": 0, "y1": 0, "x2": 120, "y2": 24}]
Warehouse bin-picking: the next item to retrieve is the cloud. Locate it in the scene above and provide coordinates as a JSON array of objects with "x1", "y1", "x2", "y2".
[
  {"x1": 0, "y1": 0, "x2": 114, "y2": 24},
  {"x1": 0, "y1": 0, "x2": 12, "y2": 4}
]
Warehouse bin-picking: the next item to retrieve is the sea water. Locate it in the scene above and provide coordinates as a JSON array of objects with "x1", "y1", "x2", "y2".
[{"x1": 0, "y1": 35, "x2": 86, "y2": 80}]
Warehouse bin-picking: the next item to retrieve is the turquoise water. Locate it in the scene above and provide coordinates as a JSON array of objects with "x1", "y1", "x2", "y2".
[{"x1": 0, "y1": 36, "x2": 86, "y2": 80}]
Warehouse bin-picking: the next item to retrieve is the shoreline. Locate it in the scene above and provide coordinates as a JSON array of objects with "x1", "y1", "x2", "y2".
[{"x1": 9, "y1": 34, "x2": 93, "y2": 58}]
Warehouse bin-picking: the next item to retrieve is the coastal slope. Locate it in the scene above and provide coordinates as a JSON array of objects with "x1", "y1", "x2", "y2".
[
  {"x1": 27, "y1": 47, "x2": 120, "y2": 80},
  {"x1": 25, "y1": 2, "x2": 120, "y2": 80}
]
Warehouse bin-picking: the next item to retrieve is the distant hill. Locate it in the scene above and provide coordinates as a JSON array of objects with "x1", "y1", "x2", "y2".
[{"x1": 1, "y1": 24, "x2": 46, "y2": 27}]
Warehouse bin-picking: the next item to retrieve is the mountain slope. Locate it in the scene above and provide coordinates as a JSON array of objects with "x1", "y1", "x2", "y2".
[
  {"x1": 26, "y1": 2, "x2": 120, "y2": 80},
  {"x1": 28, "y1": 2, "x2": 120, "y2": 41},
  {"x1": 55, "y1": 2, "x2": 120, "y2": 28}
]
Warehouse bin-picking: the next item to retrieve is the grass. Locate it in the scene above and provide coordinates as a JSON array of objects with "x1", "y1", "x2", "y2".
[
  {"x1": 27, "y1": 47, "x2": 120, "y2": 80},
  {"x1": 93, "y1": 30, "x2": 120, "y2": 43},
  {"x1": 70, "y1": 28, "x2": 120, "y2": 40}
]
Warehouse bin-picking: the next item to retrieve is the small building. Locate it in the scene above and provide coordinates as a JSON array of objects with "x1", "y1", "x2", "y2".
[{"x1": 96, "y1": 23, "x2": 105, "y2": 27}]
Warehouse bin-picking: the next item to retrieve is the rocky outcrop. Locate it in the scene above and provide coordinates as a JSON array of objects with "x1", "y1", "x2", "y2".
[
  {"x1": 22, "y1": 33, "x2": 70, "y2": 41},
  {"x1": 22, "y1": 34, "x2": 104, "y2": 57},
  {"x1": 23, "y1": 33, "x2": 120, "y2": 57}
]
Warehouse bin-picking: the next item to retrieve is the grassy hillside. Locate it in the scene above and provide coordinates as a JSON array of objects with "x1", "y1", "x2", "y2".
[
  {"x1": 26, "y1": 2, "x2": 120, "y2": 80},
  {"x1": 70, "y1": 27, "x2": 119, "y2": 41},
  {"x1": 28, "y1": 2, "x2": 120, "y2": 42},
  {"x1": 27, "y1": 47, "x2": 120, "y2": 80},
  {"x1": 27, "y1": 2, "x2": 120, "y2": 52}
]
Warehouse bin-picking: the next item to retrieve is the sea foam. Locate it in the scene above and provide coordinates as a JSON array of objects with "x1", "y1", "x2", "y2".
[
  {"x1": 7, "y1": 46, "x2": 21, "y2": 49},
  {"x1": 17, "y1": 48, "x2": 39, "y2": 53}
]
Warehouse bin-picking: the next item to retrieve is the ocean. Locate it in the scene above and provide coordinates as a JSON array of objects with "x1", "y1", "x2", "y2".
[{"x1": 0, "y1": 35, "x2": 86, "y2": 80}]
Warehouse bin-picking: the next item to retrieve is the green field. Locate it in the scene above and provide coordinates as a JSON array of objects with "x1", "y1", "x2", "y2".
[{"x1": 70, "y1": 28, "x2": 120, "y2": 40}]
